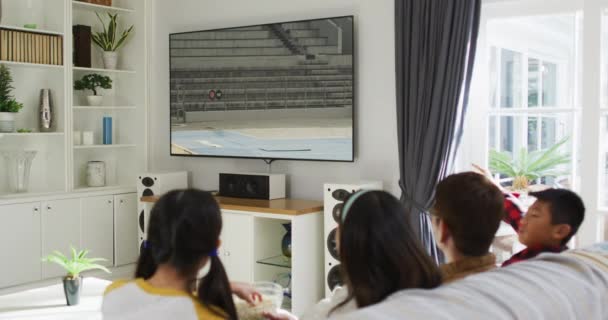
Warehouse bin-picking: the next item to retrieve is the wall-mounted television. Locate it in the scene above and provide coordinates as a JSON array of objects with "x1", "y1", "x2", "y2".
[{"x1": 169, "y1": 16, "x2": 354, "y2": 162}]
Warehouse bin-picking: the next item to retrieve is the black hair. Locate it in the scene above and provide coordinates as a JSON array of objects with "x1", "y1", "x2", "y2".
[
  {"x1": 333, "y1": 190, "x2": 442, "y2": 312},
  {"x1": 135, "y1": 189, "x2": 237, "y2": 319},
  {"x1": 529, "y1": 188, "x2": 585, "y2": 245}
]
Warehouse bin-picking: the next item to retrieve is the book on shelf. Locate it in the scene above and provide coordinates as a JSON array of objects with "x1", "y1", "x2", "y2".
[{"x1": 0, "y1": 28, "x2": 63, "y2": 66}]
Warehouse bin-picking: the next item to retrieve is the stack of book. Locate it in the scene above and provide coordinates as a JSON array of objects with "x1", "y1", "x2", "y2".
[{"x1": 0, "y1": 28, "x2": 64, "y2": 65}]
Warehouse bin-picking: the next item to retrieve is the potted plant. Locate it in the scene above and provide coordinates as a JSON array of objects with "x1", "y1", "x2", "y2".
[
  {"x1": 42, "y1": 247, "x2": 110, "y2": 306},
  {"x1": 74, "y1": 73, "x2": 112, "y2": 106},
  {"x1": 0, "y1": 64, "x2": 24, "y2": 133},
  {"x1": 92, "y1": 12, "x2": 134, "y2": 69},
  {"x1": 489, "y1": 137, "x2": 570, "y2": 191}
]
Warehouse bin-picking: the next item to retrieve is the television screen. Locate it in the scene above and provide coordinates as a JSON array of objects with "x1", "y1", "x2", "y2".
[{"x1": 169, "y1": 16, "x2": 354, "y2": 162}]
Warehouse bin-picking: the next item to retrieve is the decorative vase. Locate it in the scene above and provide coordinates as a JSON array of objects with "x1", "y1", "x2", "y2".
[
  {"x1": 102, "y1": 116, "x2": 112, "y2": 144},
  {"x1": 86, "y1": 161, "x2": 106, "y2": 187},
  {"x1": 86, "y1": 95, "x2": 103, "y2": 106},
  {"x1": 281, "y1": 223, "x2": 292, "y2": 258},
  {"x1": 1, "y1": 150, "x2": 37, "y2": 193},
  {"x1": 63, "y1": 276, "x2": 82, "y2": 306},
  {"x1": 39, "y1": 89, "x2": 53, "y2": 132},
  {"x1": 0, "y1": 112, "x2": 15, "y2": 132},
  {"x1": 102, "y1": 51, "x2": 118, "y2": 69}
]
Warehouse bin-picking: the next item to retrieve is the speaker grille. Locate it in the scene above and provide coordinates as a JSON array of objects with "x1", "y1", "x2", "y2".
[
  {"x1": 332, "y1": 189, "x2": 352, "y2": 201},
  {"x1": 327, "y1": 228, "x2": 339, "y2": 260},
  {"x1": 141, "y1": 176, "x2": 155, "y2": 187},
  {"x1": 327, "y1": 265, "x2": 342, "y2": 291},
  {"x1": 142, "y1": 189, "x2": 154, "y2": 197}
]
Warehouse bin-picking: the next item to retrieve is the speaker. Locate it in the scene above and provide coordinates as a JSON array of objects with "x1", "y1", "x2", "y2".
[
  {"x1": 323, "y1": 181, "x2": 382, "y2": 297},
  {"x1": 137, "y1": 171, "x2": 188, "y2": 252},
  {"x1": 219, "y1": 173, "x2": 285, "y2": 200}
]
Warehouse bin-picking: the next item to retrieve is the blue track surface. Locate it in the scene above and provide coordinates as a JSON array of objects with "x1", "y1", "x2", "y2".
[{"x1": 172, "y1": 130, "x2": 352, "y2": 160}]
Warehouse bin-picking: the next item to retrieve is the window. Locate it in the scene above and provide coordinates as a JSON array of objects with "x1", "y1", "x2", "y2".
[{"x1": 486, "y1": 15, "x2": 576, "y2": 189}]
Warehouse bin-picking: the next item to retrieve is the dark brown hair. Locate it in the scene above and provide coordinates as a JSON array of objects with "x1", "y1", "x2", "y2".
[
  {"x1": 135, "y1": 189, "x2": 237, "y2": 319},
  {"x1": 433, "y1": 172, "x2": 504, "y2": 257},
  {"x1": 335, "y1": 190, "x2": 442, "y2": 311},
  {"x1": 529, "y1": 188, "x2": 585, "y2": 245}
]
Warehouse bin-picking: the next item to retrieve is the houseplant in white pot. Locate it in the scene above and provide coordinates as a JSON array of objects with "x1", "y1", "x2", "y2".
[
  {"x1": 74, "y1": 73, "x2": 112, "y2": 106},
  {"x1": 42, "y1": 247, "x2": 110, "y2": 306},
  {"x1": 0, "y1": 64, "x2": 24, "y2": 133},
  {"x1": 92, "y1": 12, "x2": 134, "y2": 70}
]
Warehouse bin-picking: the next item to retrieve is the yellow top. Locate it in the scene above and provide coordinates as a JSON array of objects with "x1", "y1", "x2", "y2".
[{"x1": 103, "y1": 278, "x2": 226, "y2": 320}]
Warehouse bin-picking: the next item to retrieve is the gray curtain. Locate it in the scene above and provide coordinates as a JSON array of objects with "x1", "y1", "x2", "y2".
[{"x1": 395, "y1": 0, "x2": 481, "y2": 262}]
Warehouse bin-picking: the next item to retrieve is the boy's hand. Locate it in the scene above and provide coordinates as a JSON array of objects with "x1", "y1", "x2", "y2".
[
  {"x1": 231, "y1": 282, "x2": 262, "y2": 305},
  {"x1": 472, "y1": 163, "x2": 505, "y2": 192}
]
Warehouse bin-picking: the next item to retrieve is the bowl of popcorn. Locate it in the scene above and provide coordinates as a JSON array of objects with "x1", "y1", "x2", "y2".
[{"x1": 236, "y1": 282, "x2": 284, "y2": 320}]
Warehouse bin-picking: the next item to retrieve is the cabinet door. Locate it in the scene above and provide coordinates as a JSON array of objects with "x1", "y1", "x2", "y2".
[
  {"x1": 41, "y1": 199, "x2": 81, "y2": 278},
  {"x1": 81, "y1": 195, "x2": 114, "y2": 267},
  {"x1": 0, "y1": 203, "x2": 41, "y2": 287},
  {"x1": 114, "y1": 193, "x2": 139, "y2": 266},
  {"x1": 221, "y1": 212, "x2": 253, "y2": 283}
]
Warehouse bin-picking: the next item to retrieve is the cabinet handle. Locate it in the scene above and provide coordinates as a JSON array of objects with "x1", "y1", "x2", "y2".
[
  {"x1": 108, "y1": 200, "x2": 113, "y2": 204},
  {"x1": 120, "y1": 200, "x2": 124, "y2": 204},
  {"x1": 33, "y1": 207, "x2": 39, "y2": 213},
  {"x1": 47, "y1": 206, "x2": 51, "y2": 210},
  {"x1": 225, "y1": 251, "x2": 230, "y2": 257}
]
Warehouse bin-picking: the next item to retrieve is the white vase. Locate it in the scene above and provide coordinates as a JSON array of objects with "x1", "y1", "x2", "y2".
[
  {"x1": 86, "y1": 161, "x2": 106, "y2": 187},
  {"x1": 102, "y1": 51, "x2": 118, "y2": 69},
  {"x1": 0, "y1": 112, "x2": 16, "y2": 132},
  {"x1": 86, "y1": 95, "x2": 103, "y2": 106},
  {"x1": 1, "y1": 150, "x2": 37, "y2": 193}
]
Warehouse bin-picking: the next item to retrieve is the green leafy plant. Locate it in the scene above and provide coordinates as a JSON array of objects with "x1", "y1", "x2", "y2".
[
  {"x1": 489, "y1": 137, "x2": 571, "y2": 190},
  {"x1": 0, "y1": 64, "x2": 24, "y2": 113},
  {"x1": 74, "y1": 74, "x2": 112, "y2": 96},
  {"x1": 17, "y1": 128, "x2": 32, "y2": 133},
  {"x1": 42, "y1": 247, "x2": 110, "y2": 279},
  {"x1": 92, "y1": 13, "x2": 134, "y2": 52}
]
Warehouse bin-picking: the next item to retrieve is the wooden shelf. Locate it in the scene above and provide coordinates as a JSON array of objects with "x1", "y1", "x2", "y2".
[
  {"x1": 72, "y1": 1, "x2": 135, "y2": 13},
  {"x1": 141, "y1": 196, "x2": 324, "y2": 216},
  {"x1": 0, "y1": 60, "x2": 64, "y2": 70},
  {"x1": 0, "y1": 25, "x2": 64, "y2": 36},
  {"x1": 73, "y1": 106, "x2": 136, "y2": 110},
  {"x1": 73, "y1": 67, "x2": 135, "y2": 74},
  {"x1": 74, "y1": 144, "x2": 137, "y2": 149}
]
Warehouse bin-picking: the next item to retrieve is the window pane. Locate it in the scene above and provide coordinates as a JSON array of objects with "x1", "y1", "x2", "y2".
[
  {"x1": 500, "y1": 49, "x2": 522, "y2": 109},
  {"x1": 528, "y1": 117, "x2": 539, "y2": 151},
  {"x1": 489, "y1": 116, "x2": 497, "y2": 150},
  {"x1": 490, "y1": 47, "x2": 499, "y2": 108},
  {"x1": 488, "y1": 114, "x2": 573, "y2": 189},
  {"x1": 542, "y1": 62, "x2": 558, "y2": 107},
  {"x1": 528, "y1": 59, "x2": 540, "y2": 107},
  {"x1": 541, "y1": 117, "x2": 557, "y2": 149}
]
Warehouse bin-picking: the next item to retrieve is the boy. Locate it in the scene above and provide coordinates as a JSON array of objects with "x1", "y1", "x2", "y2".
[
  {"x1": 430, "y1": 172, "x2": 505, "y2": 282},
  {"x1": 502, "y1": 188, "x2": 585, "y2": 266}
]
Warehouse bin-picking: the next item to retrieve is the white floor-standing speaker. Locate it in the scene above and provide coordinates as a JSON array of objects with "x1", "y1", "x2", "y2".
[
  {"x1": 323, "y1": 181, "x2": 382, "y2": 297},
  {"x1": 137, "y1": 171, "x2": 188, "y2": 252}
]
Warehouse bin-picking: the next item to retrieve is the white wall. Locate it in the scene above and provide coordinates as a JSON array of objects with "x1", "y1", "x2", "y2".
[{"x1": 148, "y1": 0, "x2": 400, "y2": 200}]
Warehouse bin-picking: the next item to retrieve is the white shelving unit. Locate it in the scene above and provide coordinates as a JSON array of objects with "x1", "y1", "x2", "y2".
[{"x1": 0, "y1": 0, "x2": 148, "y2": 198}]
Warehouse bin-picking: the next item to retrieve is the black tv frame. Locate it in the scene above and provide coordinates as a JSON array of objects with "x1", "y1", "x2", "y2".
[{"x1": 168, "y1": 15, "x2": 356, "y2": 163}]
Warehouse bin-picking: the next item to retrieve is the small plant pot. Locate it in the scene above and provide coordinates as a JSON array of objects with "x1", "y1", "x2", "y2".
[
  {"x1": 102, "y1": 51, "x2": 118, "y2": 69},
  {"x1": 86, "y1": 95, "x2": 103, "y2": 106},
  {"x1": 63, "y1": 276, "x2": 82, "y2": 306},
  {"x1": 0, "y1": 112, "x2": 16, "y2": 133}
]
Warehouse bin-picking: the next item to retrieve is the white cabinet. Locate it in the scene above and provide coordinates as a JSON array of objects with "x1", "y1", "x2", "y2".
[
  {"x1": 0, "y1": 203, "x2": 42, "y2": 287},
  {"x1": 81, "y1": 195, "x2": 114, "y2": 267},
  {"x1": 220, "y1": 212, "x2": 254, "y2": 283},
  {"x1": 114, "y1": 193, "x2": 138, "y2": 266},
  {"x1": 41, "y1": 199, "x2": 81, "y2": 278}
]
